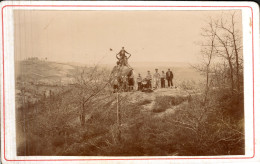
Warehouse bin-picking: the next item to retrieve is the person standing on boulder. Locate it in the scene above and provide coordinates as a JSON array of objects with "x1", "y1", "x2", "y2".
[
  {"x1": 166, "y1": 69, "x2": 174, "y2": 88},
  {"x1": 116, "y1": 47, "x2": 131, "y2": 67}
]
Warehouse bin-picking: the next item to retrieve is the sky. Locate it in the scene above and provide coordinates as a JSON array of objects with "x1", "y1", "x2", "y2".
[{"x1": 14, "y1": 10, "x2": 242, "y2": 65}]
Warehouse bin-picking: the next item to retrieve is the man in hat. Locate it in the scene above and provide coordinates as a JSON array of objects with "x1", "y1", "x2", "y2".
[{"x1": 166, "y1": 69, "x2": 174, "y2": 88}]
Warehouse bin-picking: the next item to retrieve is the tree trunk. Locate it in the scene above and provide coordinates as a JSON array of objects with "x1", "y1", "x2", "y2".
[
  {"x1": 203, "y1": 66, "x2": 210, "y2": 105},
  {"x1": 227, "y1": 58, "x2": 234, "y2": 94},
  {"x1": 116, "y1": 92, "x2": 121, "y2": 142},
  {"x1": 232, "y1": 34, "x2": 240, "y2": 93},
  {"x1": 80, "y1": 102, "x2": 85, "y2": 126}
]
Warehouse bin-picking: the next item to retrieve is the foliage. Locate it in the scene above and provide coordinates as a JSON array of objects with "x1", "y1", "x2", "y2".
[
  {"x1": 152, "y1": 96, "x2": 172, "y2": 113},
  {"x1": 17, "y1": 82, "x2": 244, "y2": 156},
  {"x1": 137, "y1": 99, "x2": 152, "y2": 106}
]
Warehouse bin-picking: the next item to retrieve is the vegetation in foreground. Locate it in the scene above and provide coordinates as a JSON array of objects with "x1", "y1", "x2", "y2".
[{"x1": 17, "y1": 87, "x2": 244, "y2": 156}]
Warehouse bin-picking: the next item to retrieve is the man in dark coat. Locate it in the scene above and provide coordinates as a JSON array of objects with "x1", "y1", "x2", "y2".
[
  {"x1": 166, "y1": 69, "x2": 174, "y2": 88},
  {"x1": 161, "y1": 71, "x2": 166, "y2": 88}
]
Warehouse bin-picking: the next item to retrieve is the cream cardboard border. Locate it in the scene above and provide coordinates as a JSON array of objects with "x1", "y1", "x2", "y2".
[{"x1": 1, "y1": 1, "x2": 259, "y2": 164}]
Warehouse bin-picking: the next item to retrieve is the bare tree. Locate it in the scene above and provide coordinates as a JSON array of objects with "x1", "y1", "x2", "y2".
[
  {"x1": 197, "y1": 12, "x2": 243, "y2": 94},
  {"x1": 192, "y1": 18, "x2": 217, "y2": 104},
  {"x1": 214, "y1": 29, "x2": 235, "y2": 93},
  {"x1": 73, "y1": 66, "x2": 110, "y2": 126},
  {"x1": 218, "y1": 12, "x2": 243, "y2": 92}
]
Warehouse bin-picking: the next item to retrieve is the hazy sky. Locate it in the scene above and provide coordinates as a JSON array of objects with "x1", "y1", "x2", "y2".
[{"x1": 14, "y1": 10, "x2": 242, "y2": 65}]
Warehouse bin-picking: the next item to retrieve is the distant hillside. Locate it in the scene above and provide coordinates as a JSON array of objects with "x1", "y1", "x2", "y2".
[
  {"x1": 15, "y1": 60, "x2": 77, "y2": 85},
  {"x1": 15, "y1": 60, "x2": 204, "y2": 86}
]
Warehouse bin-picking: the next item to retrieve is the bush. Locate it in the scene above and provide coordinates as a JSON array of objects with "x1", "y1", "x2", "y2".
[
  {"x1": 152, "y1": 96, "x2": 172, "y2": 113},
  {"x1": 137, "y1": 99, "x2": 152, "y2": 106},
  {"x1": 178, "y1": 80, "x2": 196, "y2": 90},
  {"x1": 171, "y1": 96, "x2": 188, "y2": 106},
  {"x1": 152, "y1": 95, "x2": 188, "y2": 113}
]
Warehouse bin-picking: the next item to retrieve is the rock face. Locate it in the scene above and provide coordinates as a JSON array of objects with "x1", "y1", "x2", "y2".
[{"x1": 109, "y1": 65, "x2": 133, "y2": 85}]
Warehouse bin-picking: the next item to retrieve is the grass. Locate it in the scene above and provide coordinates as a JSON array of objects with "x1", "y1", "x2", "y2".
[
  {"x1": 152, "y1": 95, "x2": 188, "y2": 113},
  {"x1": 152, "y1": 96, "x2": 173, "y2": 113},
  {"x1": 137, "y1": 99, "x2": 152, "y2": 106}
]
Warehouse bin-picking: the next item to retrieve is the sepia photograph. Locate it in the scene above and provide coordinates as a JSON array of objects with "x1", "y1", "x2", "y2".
[{"x1": 12, "y1": 9, "x2": 246, "y2": 157}]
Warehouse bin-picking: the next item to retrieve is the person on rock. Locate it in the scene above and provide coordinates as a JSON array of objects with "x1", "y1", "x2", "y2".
[{"x1": 116, "y1": 47, "x2": 131, "y2": 67}]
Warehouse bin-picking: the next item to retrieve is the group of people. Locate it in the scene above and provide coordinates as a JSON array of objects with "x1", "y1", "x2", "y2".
[
  {"x1": 136, "y1": 68, "x2": 174, "y2": 91},
  {"x1": 112, "y1": 47, "x2": 175, "y2": 92}
]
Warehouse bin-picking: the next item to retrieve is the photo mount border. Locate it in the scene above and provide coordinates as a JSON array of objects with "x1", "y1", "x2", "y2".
[{"x1": 1, "y1": 4, "x2": 255, "y2": 161}]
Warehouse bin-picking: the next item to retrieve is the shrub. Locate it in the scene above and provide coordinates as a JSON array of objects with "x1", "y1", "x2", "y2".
[
  {"x1": 152, "y1": 96, "x2": 172, "y2": 113},
  {"x1": 177, "y1": 80, "x2": 196, "y2": 90},
  {"x1": 152, "y1": 96, "x2": 188, "y2": 113},
  {"x1": 171, "y1": 96, "x2": 188, "y2": 106},
  {"x1": 137, "y1": 99, "x2": 152, "y2": 106}
]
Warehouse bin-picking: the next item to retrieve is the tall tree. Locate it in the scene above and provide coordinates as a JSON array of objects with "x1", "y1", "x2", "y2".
[
  {"x1": 73, "y1": 66, "x2": 110, "y2": 126},
  {"x1": 193, "y1": 18, "x2": 217, "y2": 104},
  {"x1": 218, "y1": 12, "x2": 243, "y2": 92}
]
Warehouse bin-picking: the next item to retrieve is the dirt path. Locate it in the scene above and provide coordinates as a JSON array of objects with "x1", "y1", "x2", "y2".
[{"x1": 124, "y1": 88, "x2": 193, "y2": 114}]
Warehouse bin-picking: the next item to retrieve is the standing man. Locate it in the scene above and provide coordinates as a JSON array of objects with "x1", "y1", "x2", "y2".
[
  {"x1": 146, "y1": 71, "x2": 152, "y2": 89},
  {"x1": 128, "y1": 71, "x2": 134, "y2": 91},
  {"x1": 161, "y1": 71, "x2": 166, "y2": 88},
  {"x1": 116, "y1": 47, "x2": 131, "y2": 66},
  {"x1": 166, "y1": 69, "x2": 174, "y2": 88},
  {"x1": 113, "y1": 75, "x2": 119, "y2": 93},
  {"x1": 137, "y1": 73, "x2": 142, "y2": 91},
  {"x1": 122, "y1": 75, "x2": 128, "y2": 91},
  {"x1": 153, "y1": 69, "x2": 160, "y2": 89}
]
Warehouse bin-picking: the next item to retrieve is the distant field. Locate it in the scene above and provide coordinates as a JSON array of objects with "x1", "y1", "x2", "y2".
[
  {"x1": 16, "y1": 60, "x2": 204, "y2": 85},
  {"x1": 15, "y1": 60, "x2": 77, "y2": 108},
  {"x1": 15, "y1": 60, "x2": 76, "y2": 85}
]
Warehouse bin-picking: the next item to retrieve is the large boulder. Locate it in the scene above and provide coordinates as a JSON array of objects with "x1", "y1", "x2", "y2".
[{"x1": 109, "y1": 66, "x2": 133, "y2": 85}]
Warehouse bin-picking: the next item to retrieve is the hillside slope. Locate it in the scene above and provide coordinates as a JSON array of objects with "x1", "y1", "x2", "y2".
[{"x1": 15, "y1": 60, "x2": 77, "y2": 85}]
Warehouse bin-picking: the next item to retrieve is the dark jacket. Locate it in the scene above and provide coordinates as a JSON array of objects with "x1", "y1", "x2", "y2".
[{"x1": 166, "y1": 71, "x2": 173, "y2": 80}]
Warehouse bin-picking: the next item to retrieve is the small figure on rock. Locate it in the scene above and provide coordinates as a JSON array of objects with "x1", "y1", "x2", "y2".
[{"x1": 116, "y1": 47, "x2": 131, "y2": 67}]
